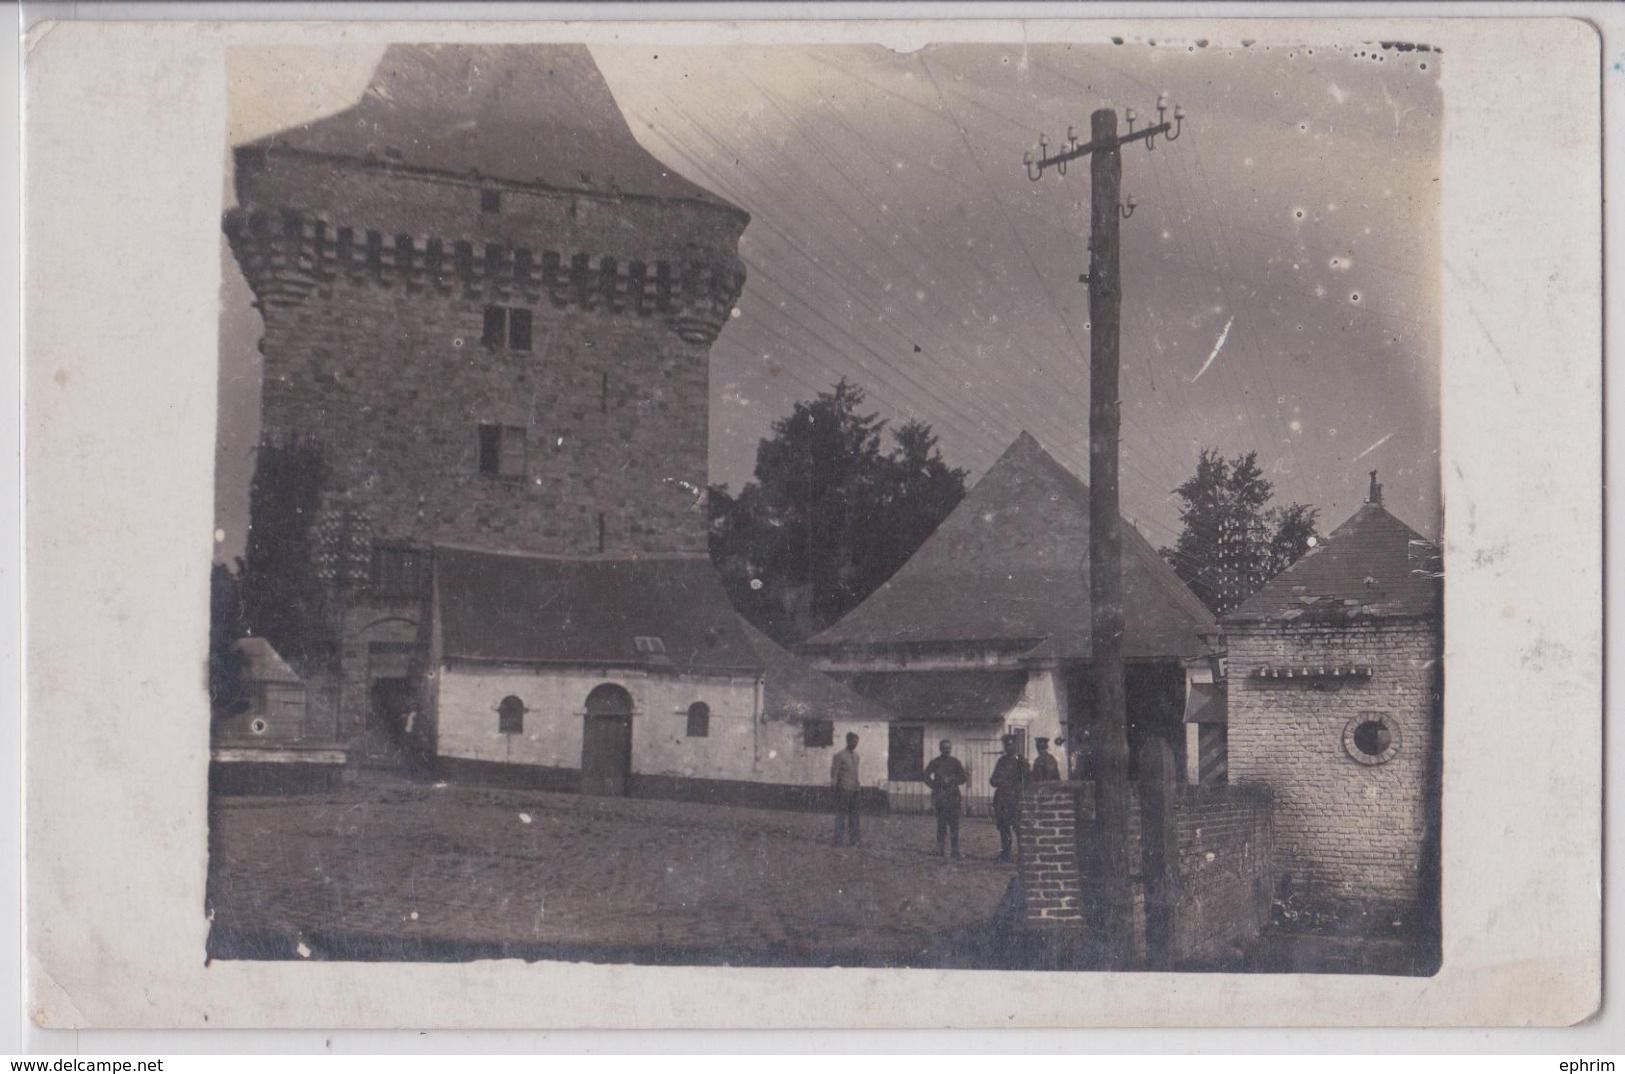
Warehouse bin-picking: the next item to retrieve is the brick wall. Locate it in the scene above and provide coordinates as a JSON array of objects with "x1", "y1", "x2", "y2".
[
  {"x1": 1017, "y1": 779, "x2": 1271, "y2": 967},
  {"x1": 1016, "y1": 781, "x2": 1146, "y2": 960},
  {"x1": 1168, "y1": 783, "x2": 1274, "y2": 964},
  {"x1": 1226, "y1": 618, "x2": 1441, "y2": 921},
  {"x1": 1017, "y1": 782, "x2": 1089, "y2": 925}
]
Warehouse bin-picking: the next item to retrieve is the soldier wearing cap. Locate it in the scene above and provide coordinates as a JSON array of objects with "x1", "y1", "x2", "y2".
[
  {"x1": 989, "y1": 733, "x2": 1030, "y2": 862},
  {"x1": 1031, "y1": 737, "x2": 1062, "y2": 783}
]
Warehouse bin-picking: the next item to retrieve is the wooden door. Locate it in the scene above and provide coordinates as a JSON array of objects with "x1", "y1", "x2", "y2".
[{"x1": 581, "y1": 684, "x2": 634, "y2": 796}]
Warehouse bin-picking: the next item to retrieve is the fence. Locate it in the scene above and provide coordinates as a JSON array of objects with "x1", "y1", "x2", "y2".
[{"x1": 886, "y1": 736, "x2": 1008, "y2": 817}]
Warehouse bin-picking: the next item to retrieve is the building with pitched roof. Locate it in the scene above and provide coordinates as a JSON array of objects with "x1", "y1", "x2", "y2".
[
  {"x1": 422, "y1": 547, "x2": 890, "y2": 806},
  {"x1": 1222, "y1": 473, "x2": 1442, "y2": 929},
  {"x1": 799, "y1": 432, "x2": 1218, "y2": 808},
  {"x1": 223, "y1": 44, "x2": 892, "y2": 803}
]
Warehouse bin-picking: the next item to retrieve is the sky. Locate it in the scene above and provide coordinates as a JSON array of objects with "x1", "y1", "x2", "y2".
[{"x1": 215, "y1": 36, "x2": 1441, "y2": 564}]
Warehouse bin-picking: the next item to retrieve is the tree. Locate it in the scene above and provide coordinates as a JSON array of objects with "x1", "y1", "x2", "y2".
[
  {"x1": 1161, "y1": 448, "x2": 1320, "y2": 616},
  {"x1": 710, "y1": 380, "x2": 968, "y2": 645},
  {"x1": 209, "y1": 561, "x2": 249, "y2": 717},
  {"x1": 237, "y1": 442, "x2": 336, "y2": 678}
]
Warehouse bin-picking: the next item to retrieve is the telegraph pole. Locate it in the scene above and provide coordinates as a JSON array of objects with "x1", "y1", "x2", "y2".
[{"x1": 1025, "y1": 96, "x2": 1184, "y2": 968}]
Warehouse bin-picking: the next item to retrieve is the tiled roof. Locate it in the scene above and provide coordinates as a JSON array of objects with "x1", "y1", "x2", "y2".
[
  {"x1": 233, "y1": 637, "x2": 303, "y2": 684},
  {"x1": 1225, "y1": 501, "x2": 1442, "y2": 623},
  {"x1": 434, "y1": 547, "x2": 895, "y2": 723},
  {"x1": 242, "y1": 44, "x2": 738, "y2": 210},
  {"x1": 831, "y1": 669, "x2": 1030, "y2": 725},
  {"x1": 737, "y1": 620, "x2": 897, "y2": 725},
  {"x1": 434, "y1": 548, "x2": 763, "y2": 674},
  {"x1": 803, "y1": 432, "x2": 1216, "y2": 660}
]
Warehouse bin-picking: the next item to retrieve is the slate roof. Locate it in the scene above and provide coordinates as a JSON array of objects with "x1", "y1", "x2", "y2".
[
  {"x1": 242, "y1": 44, "x2": 737, "y2": 210},
  {"x1": 1225, "y1": 501, "x2": 1442, "y2": 623},
  {"x1": 830, "y1": 669, "x2": 1030, "y2": 726},
  {"x1": 803, "y1": 432, "x2": 1216, "y2": 660},
  {"x1": 435, "y1": 548, "x2": 763, "y2": 674}
]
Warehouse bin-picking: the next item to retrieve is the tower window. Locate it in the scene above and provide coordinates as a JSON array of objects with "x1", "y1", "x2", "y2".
[
  {"x1": 686, "y1": 702, "x2": 710, "y2": 738},
  {"x1": 477, "y1": 424, "x2": 526, "y2": 478},
  {"x1": 481, "y1": 305, "x2": 533, "y2": 351},
  {"x1": 480, "y1": 188, "x2": 502, "y2": 213},
  {"x1": 370, "y1": 542, "x2": 430, "y2": 600}
]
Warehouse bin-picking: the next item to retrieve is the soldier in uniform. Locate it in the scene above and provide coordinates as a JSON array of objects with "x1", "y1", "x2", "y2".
[
  {"x1": 989, "y1": 734, "x2": 1030, "y2": 862},
  {"x1": 920, "y1": 739, "x2": 968, "y2": 859},
  {"x1": 1030, "y1": 736, "x2": 1062, "y2": 783}
]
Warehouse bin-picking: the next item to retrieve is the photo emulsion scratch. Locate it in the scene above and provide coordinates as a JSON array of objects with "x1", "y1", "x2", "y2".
[{"x1": 206, "y1": 37, "x2": 1443, "y2": 975}]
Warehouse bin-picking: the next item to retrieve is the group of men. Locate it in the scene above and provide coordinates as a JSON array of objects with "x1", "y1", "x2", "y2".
[{"x1": 828, "y1": 731, "x2": 1064, "y2": 861}]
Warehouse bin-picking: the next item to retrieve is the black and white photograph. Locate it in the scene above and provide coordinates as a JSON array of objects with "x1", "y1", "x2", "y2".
[{"x1": 204, "y1": 33, "x2": 1445, "y2": 977}]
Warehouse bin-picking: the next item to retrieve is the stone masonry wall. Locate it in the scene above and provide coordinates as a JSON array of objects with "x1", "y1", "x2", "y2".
[
  {"x1": 1226, "y1": 619, "x2": 1441, "y2": 919},
  {"x1": 228, "y1": 151, "x2": 749, "y2": 560}
]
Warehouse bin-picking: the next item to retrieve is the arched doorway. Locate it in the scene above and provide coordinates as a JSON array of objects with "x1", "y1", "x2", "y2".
[{"x1": 581, "y1": 683, "x2": 634, "y2": 796}]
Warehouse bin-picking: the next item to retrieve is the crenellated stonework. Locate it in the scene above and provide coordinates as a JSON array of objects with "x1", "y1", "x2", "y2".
[{"x1": 224, "y1": 205, "x2": 746, "y2": 345}]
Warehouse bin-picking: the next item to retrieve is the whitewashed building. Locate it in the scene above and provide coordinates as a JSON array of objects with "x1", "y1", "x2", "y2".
[{"x1": 415, "y1": 546, "x2": 893, "y2": 809}]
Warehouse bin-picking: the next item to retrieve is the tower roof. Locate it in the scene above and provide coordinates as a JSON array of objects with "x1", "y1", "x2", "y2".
[
  {"x1": 242, "y1": 43, "x2": 738, "y2": 210},
  {"x1": 1225, "y1": 500, "x2": 1442, "y2": 623},
  {"x1": 803, "y1": 432, "x2": 1216, "y2": 660}
]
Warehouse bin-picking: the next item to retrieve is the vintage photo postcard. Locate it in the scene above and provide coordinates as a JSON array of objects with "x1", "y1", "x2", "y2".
[{"x1": 22, "y1": 16, "x2": 1601, "y2": 1029}]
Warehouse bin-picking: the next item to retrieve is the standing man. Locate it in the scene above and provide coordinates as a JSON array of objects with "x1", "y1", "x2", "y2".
[
  {"x1": 921, "y1": 739, "x2": 968, "y2": 858},
  {"x1": 830, "y1": 731, "x2": 862, "y2": 846},
  {"x1": 1031, "y1": 737, "x2": 1062, "y2": 783},
  {"x1": 989, "y1": 733, "x2": 1030, "y2": 862}
]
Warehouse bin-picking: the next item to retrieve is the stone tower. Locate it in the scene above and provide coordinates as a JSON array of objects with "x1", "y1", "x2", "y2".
[{"x1": 224, "y1": 44, "x2": 749, "y2": 758}]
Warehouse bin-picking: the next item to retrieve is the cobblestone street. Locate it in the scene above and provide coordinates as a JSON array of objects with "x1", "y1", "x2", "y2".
[{"x1": 208, "y1": 774, "x2": 1020, "y2": 967}]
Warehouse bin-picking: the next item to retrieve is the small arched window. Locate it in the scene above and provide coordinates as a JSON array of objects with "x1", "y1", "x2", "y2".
[
  {"x1": 686, "y1": 702, "x2": 710, "y2": 738},
  {"x1": 498, "y1": 695, "x2": 526, "y2": 734}
]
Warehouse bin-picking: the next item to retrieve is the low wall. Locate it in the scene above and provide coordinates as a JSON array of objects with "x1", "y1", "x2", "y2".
[
  {"x1": 1016, "y1": 779, "x2": 1271, "y2": 968},
  {"x1": 1168, "y1": 783, "x2": 1275, "y2": 966},
  {"x1": 1015, "y1": 782, "x2": 1146, "y2": 962},
  {"x1": 433, "y1": 756, "x2": 889, "y2": 814}
]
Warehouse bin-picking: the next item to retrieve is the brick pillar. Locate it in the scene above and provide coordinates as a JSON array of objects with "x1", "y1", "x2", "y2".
[{"x1": 1017, "y1": 781, "x2": 1092, "y2": 925}]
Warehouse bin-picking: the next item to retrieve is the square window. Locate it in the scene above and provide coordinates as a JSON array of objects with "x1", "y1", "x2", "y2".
[
  {"x1": 370, "y1": 542, "x2": 429, "y2": 600},
  {"x1": 888, "y1": 725, "x2": 925, "y2": 781},
  {"x1": 508, "y1": 308, "x2": 533, "y2": 351},
  {"x1": 481, "y1": 305, "x2": 534, "y2": 351},
  {"x1": 477, "y1": 424, "x2": 526, "y2": 477},
  {"x1": 480, "y1": 188, "x2": 502, "y2": 213},
  {"x1": 804, "y1": 720, "x2": 834, "y2": 748},
  {"x1": 686, "y1": 702, "x2": 710, "y2": 738},
  {"x1": 482, "y1": 305, "x2": 506, "y2": 347}
]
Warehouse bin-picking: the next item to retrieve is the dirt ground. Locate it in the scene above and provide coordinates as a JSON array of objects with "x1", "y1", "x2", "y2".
[{"x1": 207, "y1": 772, "x2": 1021, "y2": 967}]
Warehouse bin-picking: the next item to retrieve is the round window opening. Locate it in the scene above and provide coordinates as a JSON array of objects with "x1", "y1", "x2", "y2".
[
  {"x1": 249, "y1": 718, "x2": 269, "y2": 735},
  {"x1": 1343, "y1": 714, "x2": 1400, "y2": 765}
]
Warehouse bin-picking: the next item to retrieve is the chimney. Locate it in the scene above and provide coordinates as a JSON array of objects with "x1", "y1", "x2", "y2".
[{"x1": 1367, "y1": 470, "x2": 1383, "y2": 505}]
